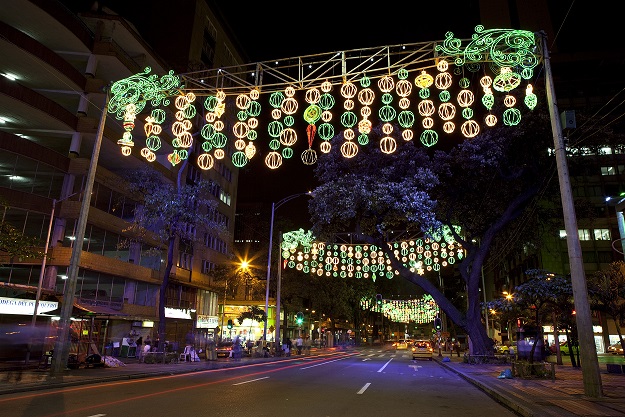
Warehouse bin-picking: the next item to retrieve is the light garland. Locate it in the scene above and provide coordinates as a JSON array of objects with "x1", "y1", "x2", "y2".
[
  {"x1": 281, "y1": 226, "x2": 464, "y2": 282},
  {"x1": 108, "y1": 27, "x2": 541, "y2": 170},
  {"x1": 360, "y1": 294, "x2": 439, "y2": 324}
]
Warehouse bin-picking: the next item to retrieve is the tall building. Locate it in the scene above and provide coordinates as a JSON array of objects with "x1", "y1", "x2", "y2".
[{"x1": 0, "y1": 0, "x2": 244, "y2": 360}]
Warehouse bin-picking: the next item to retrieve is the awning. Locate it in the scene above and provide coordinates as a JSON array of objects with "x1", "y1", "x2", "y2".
[{"x1": 73, "y1": 301, "x2": 128, "y2": 318}]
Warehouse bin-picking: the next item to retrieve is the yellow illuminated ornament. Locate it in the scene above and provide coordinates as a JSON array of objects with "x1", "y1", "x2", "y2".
[
  {"x1": 266, "y1": 151, "x2": 282, "y2": 169},
  {"x1": 414, "y1": 71, "x2": 433, "y2": 89}
]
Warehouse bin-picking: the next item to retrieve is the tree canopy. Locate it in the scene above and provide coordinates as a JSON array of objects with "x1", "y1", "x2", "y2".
[{"x1": 309, "y1": 95, "x2": 554, "y2": 355}]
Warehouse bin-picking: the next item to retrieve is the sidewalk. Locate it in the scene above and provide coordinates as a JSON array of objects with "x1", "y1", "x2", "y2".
[
  {"x1": 2, "y1": 350, "x2": 625, "y2": 416},
  {"x1": 436, "y1": 354, "x2": 625, "y2": 417}
]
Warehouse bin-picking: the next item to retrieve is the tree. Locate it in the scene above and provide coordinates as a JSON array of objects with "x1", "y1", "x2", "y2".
[
  {"x1": 124, "y1": 165, "x2": 227, "y2": 351},
  {"x1": 310, "y1": 99, "x2": 554, "y2": 355},
  {"x1": 237, "y1": 305, "x2": 267, "y2": 337},
  {"x1": 588, "y1": 261, "x2": 625, "y2": 358},
  {"x1": 0, "y1": 198, "x2": 44, "y2": 262}
]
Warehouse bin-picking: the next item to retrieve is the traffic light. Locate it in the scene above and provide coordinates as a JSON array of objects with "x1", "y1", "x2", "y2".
[
  {"x1": 296, "y1": 312, "x2": 304, "y2": 326},
  {"x1": 227, "y1": 319, "x2": 233, "y2": 329},
  {"x1": 376, "y1": 294, "x2": 382, "y2": 305},
  {"x1": 434, "y1": 317, "x2": 442, "y2": 331}
]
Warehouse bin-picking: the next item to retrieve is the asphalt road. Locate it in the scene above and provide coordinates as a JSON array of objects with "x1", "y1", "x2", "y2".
[{"x1": 0, "y1": 349, "x2": 519, "y2": 417}]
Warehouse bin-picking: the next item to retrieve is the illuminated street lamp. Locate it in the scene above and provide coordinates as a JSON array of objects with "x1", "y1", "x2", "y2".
[{"x1": 263, "y1": 191, "x2": 312, "y2": 349}]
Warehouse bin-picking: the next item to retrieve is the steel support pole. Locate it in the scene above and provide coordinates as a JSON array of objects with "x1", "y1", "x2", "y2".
[
  {"x1": 541, "y1": 31, "x2": 603, "y2": 397},
  {"x1": 50, "y1": 90, "x2": 109, "y2": 376}
]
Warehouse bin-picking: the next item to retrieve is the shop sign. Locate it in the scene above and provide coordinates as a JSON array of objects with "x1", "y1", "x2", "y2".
[
  {"x1": 196, "y1": 315, "x2": 219, "y2": 328},
  {"x1": 0, "y1": 297, "x2": 58, "y2": 315},
  {"x1": 164, "y1": 307, "x2": 193, "y2": 319}
]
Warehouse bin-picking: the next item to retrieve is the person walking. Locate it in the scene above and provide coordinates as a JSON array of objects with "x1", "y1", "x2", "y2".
[
  {"x1": 296, "y1": 336, "x2": 303, "y2": 355},
  {"x1": 135, "y1": 336, "x2": 143, "y2": 361},
  {"x1": 303, "y1": 335, "x2": 312, "y2": 356}
]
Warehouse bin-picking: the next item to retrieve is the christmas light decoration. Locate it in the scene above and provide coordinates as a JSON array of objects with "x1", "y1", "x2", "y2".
[{"x1": 108, "y1": 27, "x2": 541, "y2": 170}]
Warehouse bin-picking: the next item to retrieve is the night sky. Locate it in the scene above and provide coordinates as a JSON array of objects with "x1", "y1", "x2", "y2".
[{"x1": 213, "y1": 2, "x2": 479, "y2": 225}]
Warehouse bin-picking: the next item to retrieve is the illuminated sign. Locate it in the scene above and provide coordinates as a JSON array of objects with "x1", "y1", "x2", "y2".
[
  {"x1": 196, "y1": 315, "x2": 219, "y2": 329},
  {"x1": 0, "y1": 297, "x2": 58, "y2": 316},
  {"x1": 164, "y1": 307, "x2": 193, "y2": 319}
]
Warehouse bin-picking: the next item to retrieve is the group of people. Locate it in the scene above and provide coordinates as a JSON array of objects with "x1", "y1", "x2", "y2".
[
  {"x1": 136, "y1": 335, "x2": 152, "y2": 362},
  {"x1": 285, "y1": 335, "x2": 312, "y2": 356}
]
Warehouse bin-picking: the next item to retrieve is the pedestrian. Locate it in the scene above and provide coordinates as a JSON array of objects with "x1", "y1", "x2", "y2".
[
  {"x1": 454, "y1": 340, "x2": 461, "y2": 357},
  {"x1": 142, "y1": 340, "x2": 151, "y2": 362},
  {"x1": 296, "y1": 336, "x2": 303, "y2": 355},
  {"x1": 145, "y1": 335, "x2": 151, "y2": 350},
  {"x1": 286, "y1": 337, "x2": 292, "y2": 356},
  {"x1": 232, "y1": 335, "x2": 242, "y2": 361},
  {"x1": 136, "y1": 336, "x2": 143, "y2": 361},
  {"x1": 303, "y1": 335, "x2": 312, "y2": 356}
]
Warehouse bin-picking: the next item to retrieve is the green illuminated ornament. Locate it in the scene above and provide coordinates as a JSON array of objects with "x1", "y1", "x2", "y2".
[
  {"x1": 503, "y1": 108, "x2": 521, "y2": 126},
  {"x1": 357, "y1": 134, "x2": 369, "y2": 145},
  {"x1": 482, "y1": 93, "x2": 495, "y2": 110},
  {"x1": 524, "y1": 84, "x2": 537, "y2": 110},
  {"x1": 360, "y1": 75, "x2": 371, "y2": 88},
  {"x1": 232, "y1": 151, "x2": 248, "y2": 167},
  {"x1": 269, "y1": 139, "x2": 280, "y2": 150},
  {"x1": 397, "y1": 111, "x2": 415, "y2": 128},
  {"x1": 268, "y1": 121, "x2": 284, "y2": 138},
  {"x1": 462, "y1": 108, "x2": 473, "y2": 119},
  {"x1": 318, "y1": 123, "x2": 335, "y2": 140},
  {"x1": 284, "y1": 115, "x2": 295, "y2": 126},
  {"x1": 418, "y1": 88, "x2": 430, "y2": 99},
  {"x1": 378, "y1": 105, "x2": 396, "y2": 122},
  {"x1": 493, "y1": 67, "x2": 522, "y2": 92},
  {"x1": 303, "y1": 104, "x2": 322, "y2": 124},
  {"x1": 340, "y1": 112, "x2": 357, "y2": 128},
  {"x1": 439, "y1": 90, "x2": 451, "y2": 102},
  {"x1": 204, "y1": 96, "x2": 218, "y2": 111},
  {"x1": 282, "y1": 147, "x2": 293, "y2": 159},
  {"x1": 420, "y1": 130, "x2": 438, "y2": 147}
]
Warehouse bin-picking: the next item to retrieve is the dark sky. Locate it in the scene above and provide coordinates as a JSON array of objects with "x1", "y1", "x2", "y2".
[{"x1": 212, "y1": 2, "x2": 480, "y2": 224}]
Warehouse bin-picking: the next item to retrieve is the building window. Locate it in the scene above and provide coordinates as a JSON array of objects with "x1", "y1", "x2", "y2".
[
  {"x1": 559, "y1": 230, "x2": 567, "y2": 239},
  {"x1": 594, "y1": 228, "x2": 611, "y2": 241},
  {"x1": 220, "y1": 189, "x2": 231, "y2": 206},
  {"x1": 601, "y1": 166, "x2": 616, "y2": 175},
  {"x1": 578, "y1": 229, "x2": 591, "y2": 241},
  {"x1": 201, "y1": 259, "x2": 215, "y2": 274}
]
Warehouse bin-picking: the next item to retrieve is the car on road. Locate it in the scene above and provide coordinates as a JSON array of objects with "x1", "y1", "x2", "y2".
[
  {"x1": 411, "y1": 340, "x2": 433, "y2": 360},
  {"x1": 215, "y1": 342, "x2": 233, "y2": 358},
  {"x1": 497, "y1": 342, "x2": 516, "y2": 354},
  {"x1": 394, "y1": 339, "x2": 413, "y2": 350},
  {"x1": 608, "y1": 341, "x2": 623, "y2": 355}
]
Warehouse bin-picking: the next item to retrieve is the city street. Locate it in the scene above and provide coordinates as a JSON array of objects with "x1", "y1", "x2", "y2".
[{"x1": 0, "y1": 348, "x2": 518, "y2": 417}]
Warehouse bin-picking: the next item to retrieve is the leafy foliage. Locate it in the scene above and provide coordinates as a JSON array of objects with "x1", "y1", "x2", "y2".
[
  {"x1": 0, "y1": 198, "x2": 44, "y2": 261},
  {"x1": 588, "y1": 261, "x2": 625, "y2": 356},
  {"x1": 309, "y1": 96, "x2": 555, "y2": 355},
  {"x1": 122, "y1": 166, "x2": 227, "y2": 351}
]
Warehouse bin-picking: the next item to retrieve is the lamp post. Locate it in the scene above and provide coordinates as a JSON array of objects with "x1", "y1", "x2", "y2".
[
  {"x1": 25, "y1": 192, "x2": 79, "y2": 364},
  {"x1": 263, "y1": 191, "x2": 312, "y2": 350},
  {"x1": 50, "y1": 89, "x2": 109, "y2": 376}
]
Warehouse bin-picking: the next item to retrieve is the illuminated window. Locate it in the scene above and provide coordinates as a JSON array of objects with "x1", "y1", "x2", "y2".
[
  {"x1": 601, "y1": 166, "x2": 615, "y2": 175},
  {"x1": 594, "y1": 229, "x2": 611, "y2": 241},
  {"x1": 559, "y1": 230, "x2": 567, "y2": 239},
  {"x1": 578, "y1": 229, "x2": 591, "y2": 241}
]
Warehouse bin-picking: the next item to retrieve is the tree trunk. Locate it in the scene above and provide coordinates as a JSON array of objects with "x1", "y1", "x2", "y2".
[{"x1": 158, "y1": 235, "x2": 176, "y2": 353}]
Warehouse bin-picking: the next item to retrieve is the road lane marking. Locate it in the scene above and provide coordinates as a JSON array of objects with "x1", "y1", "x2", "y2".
[
  {"x1": 377, "y1": 358, "x2": 393, "y2": 372},
  {"x1": 300, "y1": 356, "x2": 350, "y2": 369},
  {"x1": 86, "y1": 415, "x2": 106, "y2": 417},
  {"x1": 409, "y1": 365, "x2": 423, "y2": 371},
  {"x1": 232, "y1": 377, "x2": 269, "y2": 385},
  {"x1": 357, "y1": 383, "x2": 371, "y2": 394}
]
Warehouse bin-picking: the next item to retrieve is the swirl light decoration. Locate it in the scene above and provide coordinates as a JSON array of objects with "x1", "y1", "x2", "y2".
[
  {"x1": 360, "y1": 294, "x2": 439, "y2": 324},
  {"x1": 108, "y1": 27, "x2": 541, "y2": 171}
]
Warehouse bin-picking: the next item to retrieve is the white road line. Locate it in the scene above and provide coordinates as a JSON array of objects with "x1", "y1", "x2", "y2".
[
  {"x1": 300, "y1": 356, "x2": 349, "y2": 369},
  {"x1": 377, "y1": 358, "x2": 393, "y2": 372},
  {"x1": 357, "y1": 383, "x2": 371, "y2": 394},
  {"x1": 232, "y1": 376, "x2": 269, "y2": 385},
  {"x1": 86, "y1": 415, "x2": 106, "y2": 417}
]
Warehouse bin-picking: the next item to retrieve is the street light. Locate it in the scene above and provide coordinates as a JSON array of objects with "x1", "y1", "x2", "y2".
[
  {"x1": 50, "y1": 89, "x2": 109, "y2": 376},
  {"x1": 263, "y1": 191, "x2": 312, "y2": 349},
  {"x1": 25, "y1": 192, "x2": 79, "y2": 364}
]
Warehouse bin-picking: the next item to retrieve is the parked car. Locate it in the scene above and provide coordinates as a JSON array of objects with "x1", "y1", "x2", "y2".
[
  {"x1": 215, "y1": 342, "x2": 233, "y2": 358},
  {"x1": 608, "y1": 341, "x2": 623, "y2": 355},
  {"x1": 411, "y1": 340, "x2": 433, "y2": 360}
]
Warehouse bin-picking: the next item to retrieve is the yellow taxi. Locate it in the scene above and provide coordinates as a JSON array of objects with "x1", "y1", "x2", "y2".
[{"x1": 412, "y1": 340, "x2": 433, "y2": 360}]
